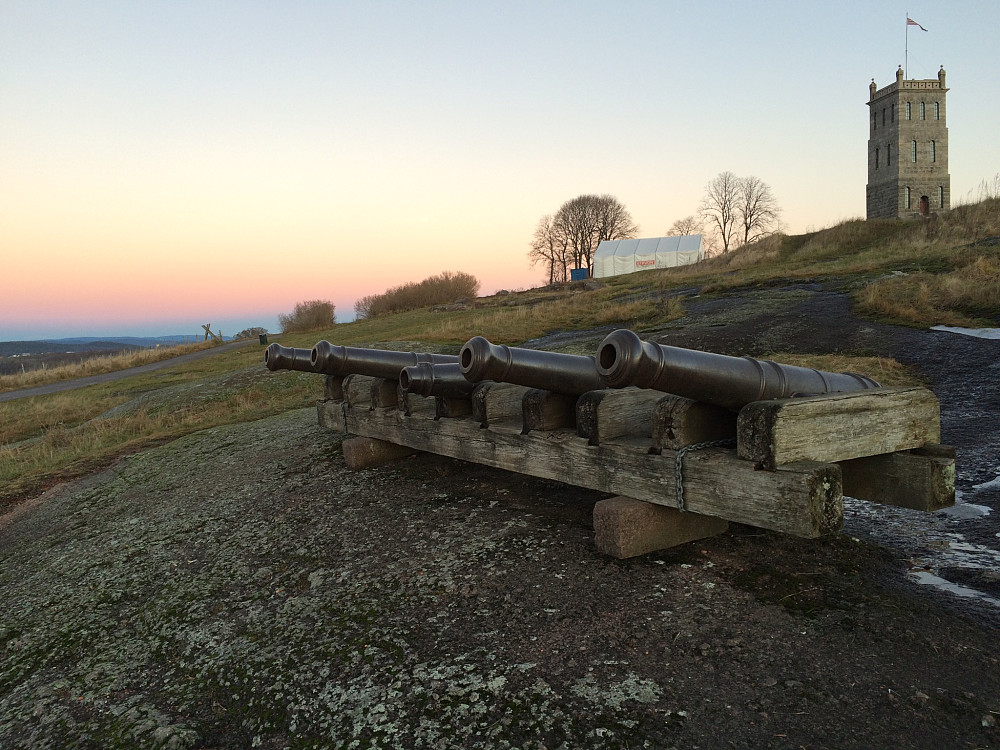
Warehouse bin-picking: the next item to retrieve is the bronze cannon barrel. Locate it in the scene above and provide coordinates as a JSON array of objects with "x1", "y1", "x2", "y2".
[
  {"x1": 310, "y1": 340, "x2": 458, "y2": 378},
  {"x1": 595, "y1": 329, "x2": 880, "y2": 411},
  {"x1": 263, "y1": 343, "x2": 323, "y2": 373},
  {"x1": 459, "y1": 336, "x2": 605, "y2": 394},
  {"x1": 400, "y1": 362, "x2": 479, "y2": 398}
]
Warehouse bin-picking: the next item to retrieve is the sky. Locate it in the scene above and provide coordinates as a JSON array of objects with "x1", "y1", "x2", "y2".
[{"x1": 2, "y1": 1, "x2": 999, "y2": 340}]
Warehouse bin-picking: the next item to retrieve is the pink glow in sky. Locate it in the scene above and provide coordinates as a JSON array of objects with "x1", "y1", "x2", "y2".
[{"x1": 2, "y1": 1, "x2": 999, "y2": 339}]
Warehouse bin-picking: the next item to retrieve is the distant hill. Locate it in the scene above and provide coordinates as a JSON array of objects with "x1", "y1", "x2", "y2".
[
  {"x1": 42, "y1": 335, "x2": 206, "y2": 347},
  {"x1": 0, "y1": 336, "x2": 211, "y2": 358}
]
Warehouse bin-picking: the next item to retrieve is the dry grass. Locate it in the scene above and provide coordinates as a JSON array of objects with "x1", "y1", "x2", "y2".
[
  {"x1": 0, "y1": 340, "x2": 217, "y2": 393},
  {"x1": 0, "y1": 367, "x2": 319, "y2": 508},
  {"x1": 419, "y1": 293, "x2": 682, "y2": 344},
  {"x1": 764, "y1": 352, "x2": 922, "y2": 388},
  {"x1": 855, "y1": 253, "x2": 1000, "y2": 327}
]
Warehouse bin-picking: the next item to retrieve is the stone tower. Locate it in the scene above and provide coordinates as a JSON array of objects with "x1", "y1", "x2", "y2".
[{"x1": 866, "y1": 65, "x2": 950, "y2": 219}]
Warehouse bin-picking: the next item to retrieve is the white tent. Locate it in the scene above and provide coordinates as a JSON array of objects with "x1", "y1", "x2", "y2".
[{"x1": 592, "y1": 234, "x2": 704, "y2": 279}]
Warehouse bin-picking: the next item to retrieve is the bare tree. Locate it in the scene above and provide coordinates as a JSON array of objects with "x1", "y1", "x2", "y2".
[
  {"x1": 700, "y1": 172, "x2": 782, "y2": 253},
  {"x1": 552, "y1": 194, "x2": 639, "y2": 274},
  {"x1": 528, "y1": 214, "x2": 569, "y2": 284},
  {"x1": 738, "y1": 175, "x2": 782, "y2": 246},
  {"x1": 668, "y1": 215, "x2": 702, "y2": 236},
  {"x1": 699, "y1": 171, "x2": 741, "y2": 254}
]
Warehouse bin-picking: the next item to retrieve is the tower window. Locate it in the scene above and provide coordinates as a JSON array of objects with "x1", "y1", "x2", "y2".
[
  {"x1": 891, "y1": 104, "x2": 895, "y2": 123},
  {"x1": 905, "y1": 187, "x2": 911, "y2": 209},
  {"x1": 887, "y1": 144, "x2": 892, "y2": 166},
  {"x1": 882, "y1": 109, "x2": 886, "y2": 126},
  {"x1": 872, "y1": 114, "x2": 877, "y2": 131},
  {"x1": 875, "y1": 147, "x2": 880, "y2": 169},
  {"x1": 938, "y1": 186, "x2": 944, "y2": 207},
  {"x1": 930, "y1": 140, "x2": 936, "y2": 162},
  {"x1": 920, "y1": 101, "x2": 926, "y2": 119},
  {"x1": 934, "y1": 101, "x2": 940, "y2": 119},
  {"x1": 911, "y1": 141, "x2": 917, "y2": 162},
  {"x1": 906, "y1": 101, "x2": 911, "y2": 119}
]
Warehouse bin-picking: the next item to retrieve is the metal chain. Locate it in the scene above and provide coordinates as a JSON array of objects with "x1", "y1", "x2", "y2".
[{"x1": 674, "y1": 439, "x2": 737, "y2": 512}]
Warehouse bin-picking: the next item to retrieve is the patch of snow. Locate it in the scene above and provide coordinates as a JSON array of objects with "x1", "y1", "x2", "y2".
[
  {"x1": 939, "y1": 502, "x2": 992, "y2": 519},
  {"x1": 910, "y1": 571, "x2": 1000, "y2": 608},
  {"x1": 973, "y1": 474, "x2": 1000, "y2": 492},
  {"x1": 930, "y1": 325, "x2": 1000, "y2": 340}
]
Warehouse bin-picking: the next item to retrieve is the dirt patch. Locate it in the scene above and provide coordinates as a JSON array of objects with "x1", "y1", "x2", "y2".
[{"x1": 2, "y1": 285, "x2": 1000, "y2": 749}]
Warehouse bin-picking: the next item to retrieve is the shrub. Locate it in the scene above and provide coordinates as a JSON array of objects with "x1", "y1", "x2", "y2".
[
  {"x1": 354, "y1": 272, "x2": 480, "y2": 320},
  {"x1": 234, "y1": 327, "x2": 269, "y2": 340},
  {"x1": 278, "y1": 300, "x2": 336, "y2": 333}
]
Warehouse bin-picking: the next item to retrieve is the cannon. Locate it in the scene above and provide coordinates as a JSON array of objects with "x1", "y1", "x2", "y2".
[
  {"x1": 459, "y1": 336, "x2": 605, "y2": 394},
  {"x1": 310, "y1": 341, "x2": 458, "y2": 378},
  {"x1": 399, "y1": 362, "x2": 479, "y2": 398},
  {"x1": 264, "y1": 343, "x2": 324, "y2": 373},
  {"x1": 595, "y1": 329, "x2": 880, "y2": 411}
]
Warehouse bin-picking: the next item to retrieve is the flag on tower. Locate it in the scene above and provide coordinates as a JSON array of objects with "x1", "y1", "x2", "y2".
[{"x1": 907, "y1": 17, "x2": 928, "y2": 31}]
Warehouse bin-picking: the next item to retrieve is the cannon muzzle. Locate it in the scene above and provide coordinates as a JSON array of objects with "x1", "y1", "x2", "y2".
[
  {"x1": 596, "y1": 329, "x2": 880, "y2": 411},
  {"x1": 264, "y1": 343, "x2": 323, "y2": 373},
  {"x1": 400, "y1": 362, "x2": 478, "y2": 398},
  {"x1": 310, "y1": 341, "x2": 458, "y2": 378},
  {"x1": 459, "y1": 336, "x2": 605, "y2": 394}
]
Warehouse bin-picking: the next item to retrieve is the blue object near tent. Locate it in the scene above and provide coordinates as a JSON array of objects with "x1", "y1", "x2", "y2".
[{"x1": 570, "y1": 268, "x2": 589, "y2": 281}]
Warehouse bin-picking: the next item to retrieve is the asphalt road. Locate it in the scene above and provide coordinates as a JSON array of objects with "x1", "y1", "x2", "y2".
[{"x1": 0, "y1": 339, "x2": 257, "y2": 403}]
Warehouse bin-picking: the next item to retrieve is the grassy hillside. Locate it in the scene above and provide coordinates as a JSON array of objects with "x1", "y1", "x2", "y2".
[{"x1": 1, "y1": 198, "x2": 997, "y2": 509}]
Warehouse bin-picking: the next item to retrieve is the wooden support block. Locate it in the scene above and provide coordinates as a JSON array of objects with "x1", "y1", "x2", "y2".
[
  {"x1": 737, "y1": 386, "x2": 941, "y2": 471},
  {"x1": 522, "y1": 390, "x2": 578, "y2": 433},
  {"x1": 342, "y1": 436, "x2": 419, "y2": 470},
  {"x1": 324, "y1": 374, "x2": 345, "y2": 401},
  {"x1": 651, "y1": 395, "x2": 737, "y2": 453},
  {"x1": 317, "y1": 399, "x2": 345, "y2": 432},
  {"x1": 399, "y1": 390, "x2": 437, "y2": 418},
  {"x1": 593, "y1": 496, "x2": 729, "y2": 558},
  {"x1": 471, "y1": 382, "x2": 533, "y2": 429},
  {"x1": 576, "y1": 388, "x2": 663, "y2": 446},
  {"x1": 839, "y1": 444, "x2": 956, "y2": 511},
  {"x1": 436, "y1": 396, "x2": 473, "y2": 419},
  {"x1": 371, "y1": 377, "x2": 399, "y2": 409},
  {"x1": 342, "y1": 407, "x2": 843, "y2": 538},
  {"x1": 343, "y1": 375, "x2": 378, "y2": 410}
]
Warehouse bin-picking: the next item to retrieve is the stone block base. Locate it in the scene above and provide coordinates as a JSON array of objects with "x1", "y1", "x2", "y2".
[
  {"x1": 593, "y1": 496, "x2": 729, "y2": 559},
  {"x1": 342, "y1": 437, "x2": 419, "y2": 470}
]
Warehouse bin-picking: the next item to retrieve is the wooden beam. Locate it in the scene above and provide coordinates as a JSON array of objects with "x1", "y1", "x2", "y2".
[
  {"x1": 651, "y1": 395, "x2": 737, "y2": 453},
  {"x1": 522, "y1": 390, "x2": 578, "y2": 433},
  {"x1": 371, "y1": 378, "x2": 399, "y2": 410},
  {"x1": 324, "y1": 375, "x2": 345, "y2": 401},
  {"x1": 317, "y1": 399, "x2": 345, "y2": 432},
  {"x1": 343, "y1": 375, "x2": 378, "y2": 410},
  {"x1": 737, "y1": 386, "x2": 941, "y2": 471},
  {"x1": 839, "y1": 444, "x2": 955, "y2": 511},
  {"x1": 471, "y1": 382, "x2": 533, "y2": 429},
  {"x1": 576, "y1": 388, "x2": 663, "y2": 446},
  {"x1": 338, "y1": 406, "x2": 843, "y2": 538},
  {"x1": 593, "y1": 496, "x2": 729, "y2": 558},
  {"x1": 436, "y1": 396, "x2": 473, "y2": 419},
  {"x1": 399, "y1": 390, "x2": 437, "y2": 419}
]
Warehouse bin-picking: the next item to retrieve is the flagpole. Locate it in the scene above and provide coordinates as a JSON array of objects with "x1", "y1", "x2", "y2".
[{"x1": 905, "y1": 12, "x2": 908, "y2": 77}]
